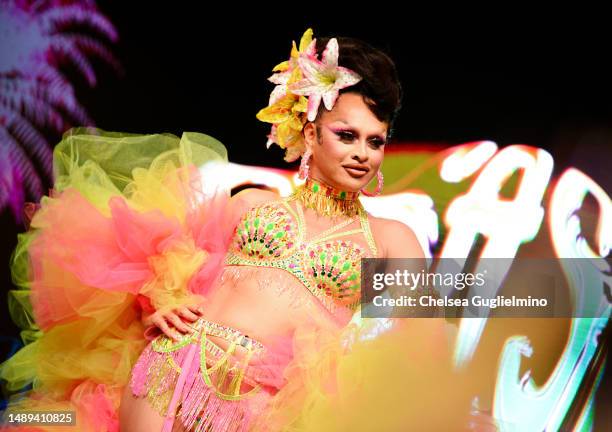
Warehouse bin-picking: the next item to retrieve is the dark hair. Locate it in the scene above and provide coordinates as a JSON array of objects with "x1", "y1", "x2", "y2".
[{"x1": 315, "y1": 36, "x2": 403, "y2": 136}]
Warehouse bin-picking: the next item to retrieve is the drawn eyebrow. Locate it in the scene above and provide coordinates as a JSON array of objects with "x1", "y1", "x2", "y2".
[
  {"x1": 330, "y1": 124, "x2": 387, "y2": 141},
  {"x1": 333, "y1": 120, "x2": 387, "y2": 138}
]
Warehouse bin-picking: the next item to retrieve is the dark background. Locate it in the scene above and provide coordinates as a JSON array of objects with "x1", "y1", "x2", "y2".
[
  {"x1": 1, "y1": 4, "x2": 610, "y2": 429},
  {"x1": 80, "y1": 6, "x2": 612, "y2": 188}
]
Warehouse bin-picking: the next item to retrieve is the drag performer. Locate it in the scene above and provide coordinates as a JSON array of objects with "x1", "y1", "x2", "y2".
[{"x1": 2, "y1": 29, "x2": 471, "y2": 431}]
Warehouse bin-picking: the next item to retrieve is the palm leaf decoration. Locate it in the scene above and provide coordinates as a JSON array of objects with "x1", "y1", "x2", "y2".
[{"x1": 0, "y1": 0, "x2": 121, "y2": 221}]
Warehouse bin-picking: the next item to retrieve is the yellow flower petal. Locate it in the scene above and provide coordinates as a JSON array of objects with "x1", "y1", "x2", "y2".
[
  {"x1": 256, "y1": 94, "x2": 297, "y2": 123},
  {"x1": 256, "y1": 104, "x2": 288, "y2": 123},
  {"x1": 258, "y1": 28, "x2": 316, "y2": 163},
  {"x1": 287, "y1": 114, "x2": 304, "y2": 131},
  {"x1": 256, "y1": 107, "x2": 288, "y2": 124},
  {"x1": 290, "y1": 40, "x2": 299, "y2": 61},
  {"x1": 277, "y1": 122, "x2": 300, "y2": 147},
  {"x1": 293, "y1": 96, "x2": 308, "y2": 113},
  {"x1": 299, "y1": 28, "x2": 314, "y2": 53},
  {"x1": 287, "y1": 67, "x2": 303, "y2": 85},
  {"x1": 273, "y1": 60, "x2": 289, "y2": 72}
]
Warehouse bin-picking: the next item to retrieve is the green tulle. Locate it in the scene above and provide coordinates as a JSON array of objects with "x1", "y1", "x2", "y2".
[
  {"x1": 6, "y1": 127, "x2": 229, "y2": 354},
  {"x1": 1, "y1": 128, "x2": 230, "y2": 430}
]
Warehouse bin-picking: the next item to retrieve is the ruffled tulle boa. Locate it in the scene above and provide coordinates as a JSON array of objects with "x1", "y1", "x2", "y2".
[
  {"x1": 1, "y1": 128, "x2": 237, "y2": 431},
  {"x1": 1, "y1": 127, "x2": 478, "y2": 431},
  {"x1": 254, "y1": 317, "x2": 473, "y2": 432}
]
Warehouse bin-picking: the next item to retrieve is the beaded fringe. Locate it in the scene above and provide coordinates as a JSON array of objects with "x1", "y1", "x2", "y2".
[
  {"x1": 130, "y1": 343, "x2": 188, "y2": 414},
  {"x1": 130, "y1": 342, "x2": 255, "y2": 432}
]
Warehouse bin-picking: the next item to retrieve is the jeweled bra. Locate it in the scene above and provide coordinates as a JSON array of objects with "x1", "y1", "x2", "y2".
[{"x1": 224, "y1": 186, "x2": 378, "y2": 314}]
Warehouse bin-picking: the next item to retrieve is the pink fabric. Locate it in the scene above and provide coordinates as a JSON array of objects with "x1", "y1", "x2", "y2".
[
  {"x1": 28, "y1": 188, "x2": 236, "y2": 331},
  {"x1": 130, "y1": 332, "x2": 295, "y2": 431},
  {"x1": 249, "y1": 335, "x2": 295, "y2": 391},
  {"x1": 162, "y1": 344, "x2": 199, "y2": 432},
  {"x1": 187, "y1": 193, "x2": 243, "y2": 297},
  {"x1": 21, "y1": 182, "x2": 238, "y2": 431},
  {"x1": 70, "y1": 381, "x2": 120, "y2": 432}
]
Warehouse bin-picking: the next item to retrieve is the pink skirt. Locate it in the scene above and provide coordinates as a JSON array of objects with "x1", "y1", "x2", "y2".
[{"x1": 129, "y1": 317, "x2": 283, "y2": 432}]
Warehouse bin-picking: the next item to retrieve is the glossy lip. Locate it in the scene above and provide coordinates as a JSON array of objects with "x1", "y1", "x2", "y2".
[
  {"x1": 342, "y1": 163, "x2": 369, "y2": 172},
  {"x1": 343, "y1": 166, "x2": 369, "y2": 178}
]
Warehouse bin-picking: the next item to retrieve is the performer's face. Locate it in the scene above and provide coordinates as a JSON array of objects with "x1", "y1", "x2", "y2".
[{"x1": 303, "y1": 92, "x2": 387, "y2": 192}]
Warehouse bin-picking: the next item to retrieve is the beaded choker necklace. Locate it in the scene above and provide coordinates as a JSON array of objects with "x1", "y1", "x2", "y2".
[{"x1": 291, "y1": 178, "x2": 363, "y2": 218}]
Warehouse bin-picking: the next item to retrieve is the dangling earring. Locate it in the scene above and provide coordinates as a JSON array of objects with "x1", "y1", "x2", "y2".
[
  {"x1": 298, "y1": 149, "x2": 312, "y2": 180},
  {"x1": 361, "y1": 169, "x2": 384, "y2": 197}
]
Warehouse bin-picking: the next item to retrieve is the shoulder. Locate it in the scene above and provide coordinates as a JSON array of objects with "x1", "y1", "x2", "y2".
[
  {"x1": 229, "y1": 187, "x2": 281, "y2": 216},
  {"x1": 232, "y1": 187, "x2": 279, "y2": 204},
  {"x1": 368, "y1": 215, "x2": 425, "y2": 259}
]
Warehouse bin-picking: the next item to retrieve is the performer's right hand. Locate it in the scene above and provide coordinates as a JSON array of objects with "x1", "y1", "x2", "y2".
[{"x1": 142, "y1": 305, "x2": 204, "y2": 341}]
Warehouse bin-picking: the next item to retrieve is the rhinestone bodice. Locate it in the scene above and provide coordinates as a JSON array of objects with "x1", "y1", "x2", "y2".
[{"x1": 224, "y1": 196, "x2": 378, "y2": 313}]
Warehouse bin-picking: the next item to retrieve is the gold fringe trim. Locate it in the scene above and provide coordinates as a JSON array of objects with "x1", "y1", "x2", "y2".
[{"x1": 292, "y1": 182, "x2": 363, "y2": 218}]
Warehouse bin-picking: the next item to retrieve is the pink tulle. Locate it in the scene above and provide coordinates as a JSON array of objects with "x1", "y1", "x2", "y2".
[
  {"x1": 28, "y1": 187, "x2": 236, "y2": 331},
  {"x1": 186, "y1": 193, "x2": 243, "y2": 297},
  {"x1": 248, "y1": 335, "x2": 295, "y2": 391},
  {"x1": 17, "y1": 179, "x2": 239, "y2": 431},
  {"x1": 70, "y1": 381, "x2": 121, "y2": 432}
]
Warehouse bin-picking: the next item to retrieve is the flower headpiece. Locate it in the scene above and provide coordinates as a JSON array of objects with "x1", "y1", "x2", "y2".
[{"x1": 256, "y1": 29, "x2": 362, "y2": 162}]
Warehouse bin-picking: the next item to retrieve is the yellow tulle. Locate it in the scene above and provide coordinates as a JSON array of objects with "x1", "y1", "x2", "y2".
[
  {"x1": 253, "y1": 318, "x2": 471, "y2": 432},
  {"x1": 1, "y1": 127, "x2": 229, "y2": 431},
  {"x1": 2, "y1": 127, "x2": 474, "y2": 431}
]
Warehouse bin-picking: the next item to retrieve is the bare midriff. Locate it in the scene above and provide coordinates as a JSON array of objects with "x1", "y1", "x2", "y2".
[
  {"x1": 199, "y1": 265, "x2": 349, "y2": 357},
  {"x1": 194, "y1": 198, "x2": 379, "y2": 359}
]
